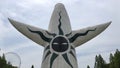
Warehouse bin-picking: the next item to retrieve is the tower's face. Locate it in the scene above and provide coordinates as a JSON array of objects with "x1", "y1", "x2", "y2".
[{"x1": 51, "y1": 36, "x2": 69, "y2": 52}]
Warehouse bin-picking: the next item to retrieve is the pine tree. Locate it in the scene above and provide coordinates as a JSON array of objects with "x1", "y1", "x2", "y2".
[
  {"x1": 93, "y1": 49, "x2": 120, "y2": 68},
  {"x1": 109, "y1": 53, "x2": 114, "y2": 68},
  {"x1": 94, "y1": 54, "x2": 106, "y2": 68},
  {"x1": 114, "y1": 49, "x2": 120, "y2": 68},
  {"x1": 1, "y1": 54, "x2": 7, "y2": 68},
  {"x1": 94, "y1": 55, "x2": 98, "y2": 68},
  {"x1": 31, "y1": 65, "x2": 34, "y2": 68},
  {"x1": 0, "y1": 54, "x2": 17, "y2": 68},
  {"x1": 98, "y1": 54, "x2": 106, "y2": 68},
  {"x1": 87, "y1": 65, "x2": 90, "y2": 68}
]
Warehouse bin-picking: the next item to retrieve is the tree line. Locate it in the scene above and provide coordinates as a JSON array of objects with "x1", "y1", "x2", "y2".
[
  {"x1": 0, "y1": 54, "x2": 17, "y2": 68},
  {"x1": 87, "y1": 49, "x2": 120, "y2": 68},
  {"x1": 1, "y1": 49, "x2": 120, "y2": 68},
  {"x1": 0, "y1": 53, "x2": 35, "y2": 68}
]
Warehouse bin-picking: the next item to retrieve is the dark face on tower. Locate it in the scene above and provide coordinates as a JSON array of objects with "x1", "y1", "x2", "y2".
[{"x1": 51, "y1": 36, "x2": 69, "y2": 52}]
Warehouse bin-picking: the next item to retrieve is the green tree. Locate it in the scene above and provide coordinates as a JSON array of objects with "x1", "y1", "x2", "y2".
[
  {"x1": 94, "y1": 55, "x2": 98, "y2": 68},
  {"x1": 31, "y1": 65, "x2": 34, "y2": 68},
  {"x1": 99, "y1": 55, "x2": 106, "y2": 68},
  {"x1": 114, "y1": 49, "x2": 120, "y2": 68},
  {"x1": 87, "y1": 65, "x2": 90, "y2": 68},
  {"x1": 0, "y1": 54, "x2": 17, "y2": 68},
  {"x1": 93, "y1": 49, "x2": 120, "y2": 68},
  {"x1": 0, "y1": 54, "x2": 7, "y2": 68},
  {"x1": 109, "y1": 53, "x2": 114, "y2": 68},
  {"x1": 94, "y1": 54, "x2": 106, "y2": 68}
]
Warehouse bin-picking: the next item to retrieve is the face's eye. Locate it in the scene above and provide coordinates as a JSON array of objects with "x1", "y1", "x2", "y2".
[
  {"x1": 53, "y1": 43, "x2": 58, "y2": 45},
  {"x1": 62, "y1": 43, "x2": 67, "y2": 45}
]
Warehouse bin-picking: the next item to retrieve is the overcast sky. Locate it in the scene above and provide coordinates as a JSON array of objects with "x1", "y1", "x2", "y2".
[{"x1": 0, "y1": 0, "x2": 120, "y2": 68}]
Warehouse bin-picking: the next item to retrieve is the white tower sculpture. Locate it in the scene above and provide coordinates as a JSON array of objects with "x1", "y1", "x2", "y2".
[{"x1": 8, "y1": 3, "x2": 111, "y2": 68}]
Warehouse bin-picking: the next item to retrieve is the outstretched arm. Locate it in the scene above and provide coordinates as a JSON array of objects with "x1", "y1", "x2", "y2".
[
  {"x1": 66, "y1": 22, "x2": 111, "y2": 48},
  {"x1": 8, "y1": 18, "x2": 54, "y2": 47}
]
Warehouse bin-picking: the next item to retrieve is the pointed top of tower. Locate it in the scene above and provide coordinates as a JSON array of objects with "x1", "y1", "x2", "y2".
[
  {"x1": 49, "y1": 3, "x2": 72, "y2": 35},
  {"x1": 55, "y1": 3, "x2": 64, "y2": 8}
]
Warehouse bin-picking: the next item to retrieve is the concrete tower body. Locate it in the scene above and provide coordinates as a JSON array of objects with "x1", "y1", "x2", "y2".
[{"x1": 8, "y1": 3, "x2": 111, "y2": 68}]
